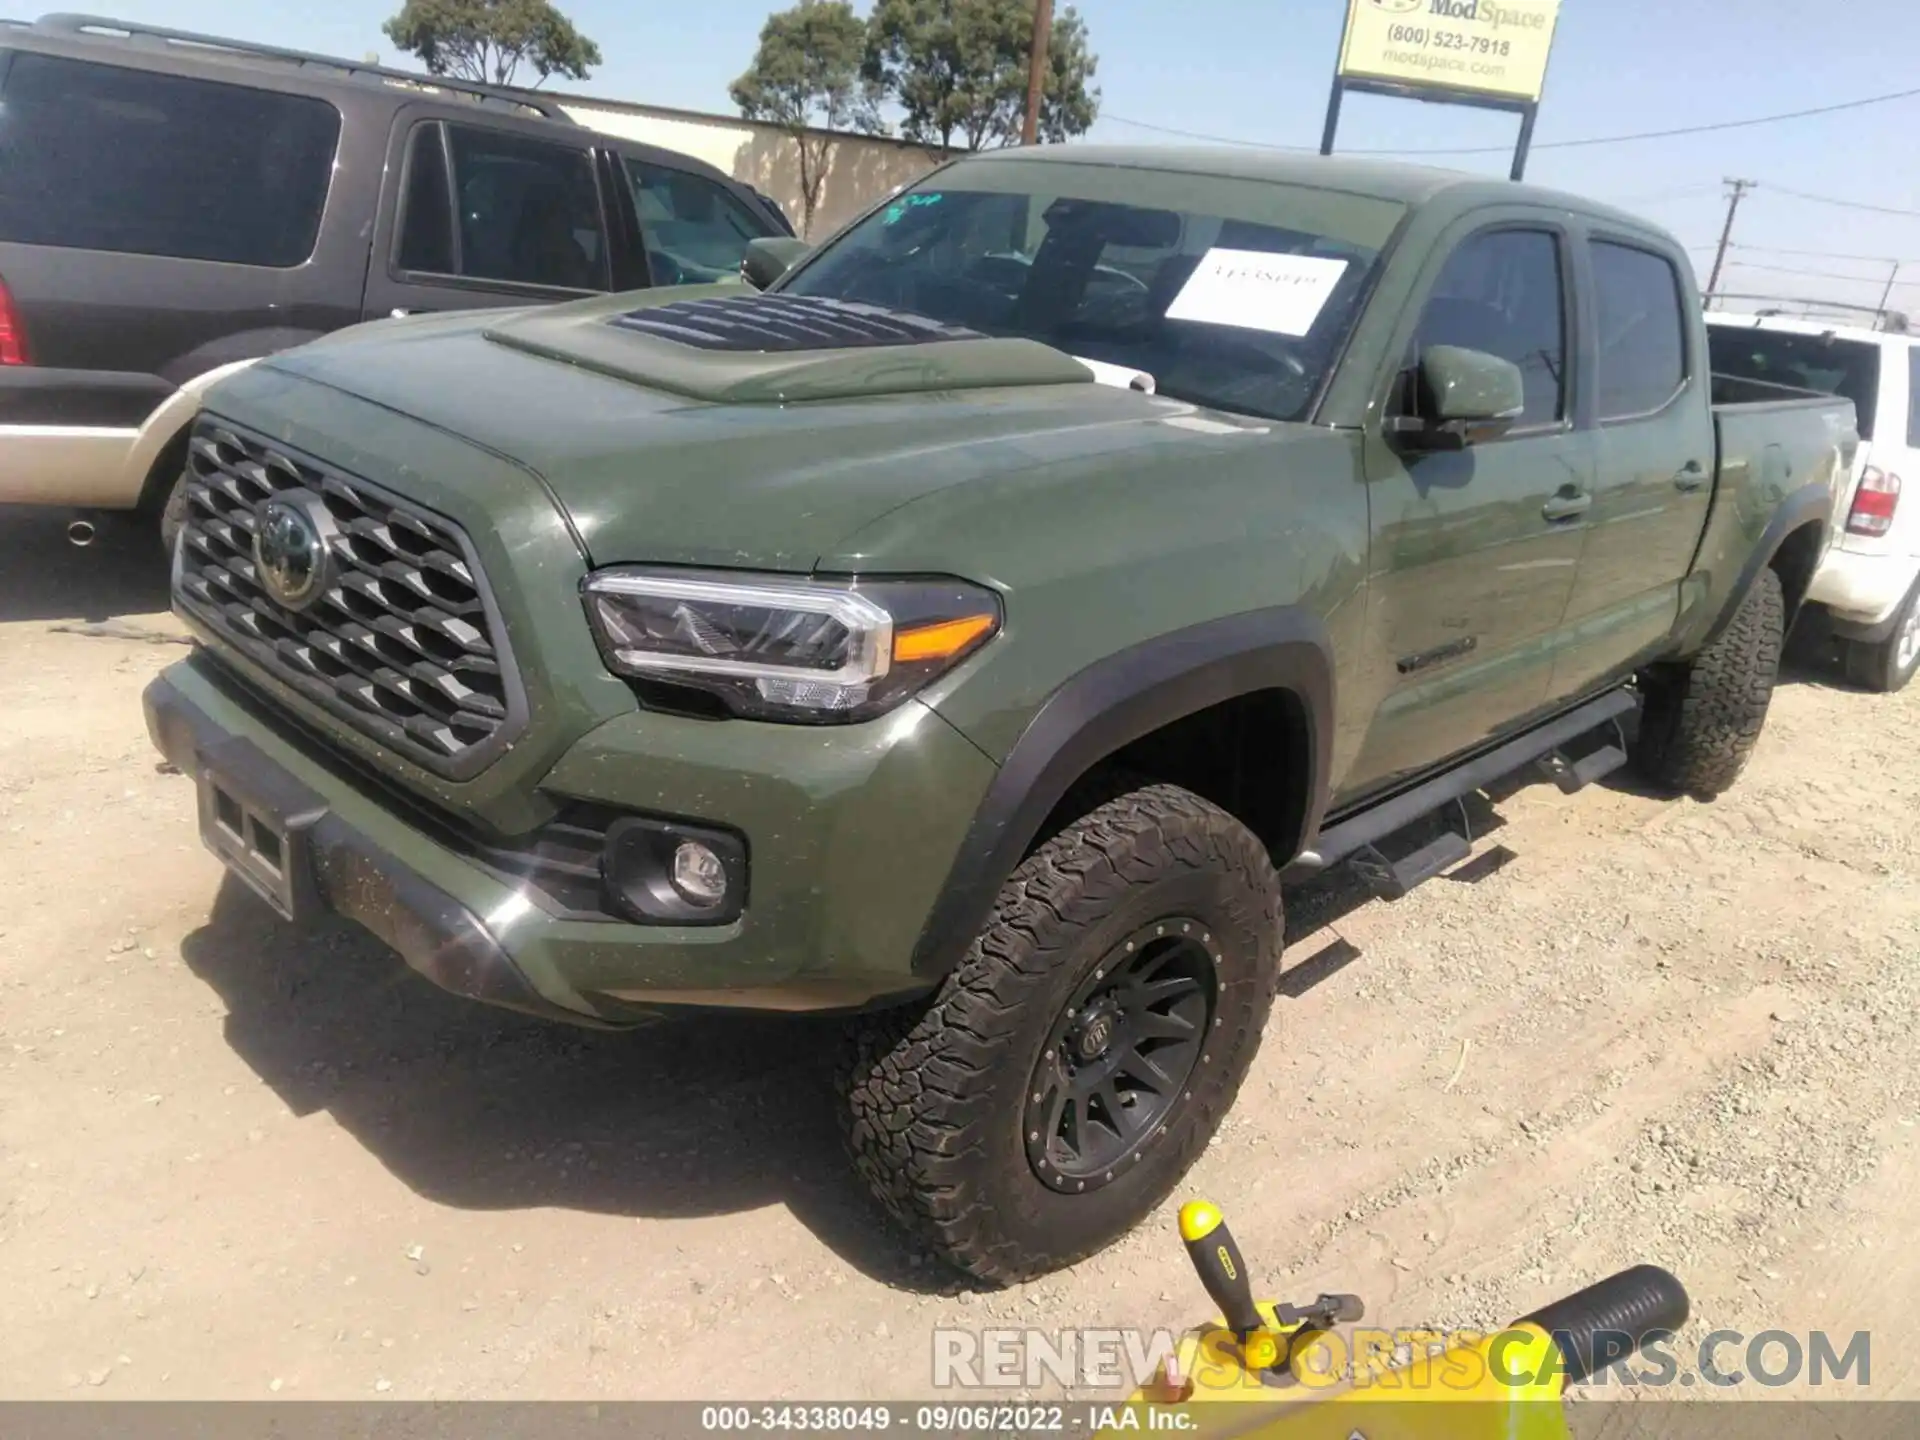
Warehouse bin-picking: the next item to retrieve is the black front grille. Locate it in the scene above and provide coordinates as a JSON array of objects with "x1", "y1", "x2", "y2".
[
  {"x1": 174, "y1": 420, "x2": 522, "y2": 777},
  {"x1": 607, "y1": 294, "x2": 985, "y2": 352}
]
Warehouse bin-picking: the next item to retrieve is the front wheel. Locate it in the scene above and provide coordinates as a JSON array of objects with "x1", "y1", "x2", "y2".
[
  {"x1": 156, "y1": 465, "x2": 191, "y2": 561},
  {"x1": 839, "y1": 783, "x2": 1284, "y2": 1285}
]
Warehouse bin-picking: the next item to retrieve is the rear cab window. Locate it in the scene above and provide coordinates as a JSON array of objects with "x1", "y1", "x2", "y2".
[
  {"x1": 0, "y1": 50, "x2": 340, "y2": 266},
  {"x1": 394, "y1": 122, "x2": 609, "y2": 292},
  {"x1": 1707, "y1": 323, "x2": 1883, "y2": 441}
]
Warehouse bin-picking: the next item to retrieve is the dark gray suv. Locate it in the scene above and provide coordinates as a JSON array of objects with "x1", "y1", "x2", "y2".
[{"x1": 0, "y1": 12, "x2": 792, "y2": 546}]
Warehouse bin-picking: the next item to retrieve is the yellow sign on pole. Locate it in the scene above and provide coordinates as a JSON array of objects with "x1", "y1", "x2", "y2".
[{"x1": 1336, "y1": 0, "x2": 1563, "y2": 103}]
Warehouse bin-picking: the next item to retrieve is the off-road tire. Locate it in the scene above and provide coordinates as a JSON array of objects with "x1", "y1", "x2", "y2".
[
  {"x1": 1843, "y1": 577, "x2": 1920, "y2": 694},
  {"x1": 839, "y1": 782, "x2": 1284, "y2": 1285},
  {"x1": 1634, "y1": 566, "x2": 1784, "y2": 799}
]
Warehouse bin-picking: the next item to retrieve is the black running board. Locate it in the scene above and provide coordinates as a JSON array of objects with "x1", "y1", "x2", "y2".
[
  {"x1": 1349, "y1": 829, "x2": 1473, "y2": 901},
  {"x1": 1284, "y1": 688, "x2": 1638, "y2": 883}
]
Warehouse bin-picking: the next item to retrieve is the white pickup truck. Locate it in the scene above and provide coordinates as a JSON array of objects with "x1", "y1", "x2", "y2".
[{"x1": 1707, "y1": 313, "x2": 1920, "y2": 691}]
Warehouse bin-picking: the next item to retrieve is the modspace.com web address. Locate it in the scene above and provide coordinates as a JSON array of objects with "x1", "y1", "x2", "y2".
[{"x1": 1380, "y1": 46, "x2": 1513, "y2": 81}]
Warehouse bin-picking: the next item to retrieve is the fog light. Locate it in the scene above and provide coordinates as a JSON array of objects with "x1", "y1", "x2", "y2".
[
  {"x1": 602, "y1": 817, "x2": 747, "y2": 926},
  {"x1": 671, "y1": 840, "x2": 728, "y2": 908}
]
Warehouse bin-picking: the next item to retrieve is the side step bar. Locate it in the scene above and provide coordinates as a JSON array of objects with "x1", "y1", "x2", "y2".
[
  {"x1": 1284, "y1": 688, "x2": 1638, "y2": 884},
  {"x1": 1536, "y1": 739, "x2": 1629, "y2": 795}
]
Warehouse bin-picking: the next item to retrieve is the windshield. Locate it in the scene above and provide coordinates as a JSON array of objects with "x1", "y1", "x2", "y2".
[
  {"x1": 780, "y1": 160, "x2": 1405, "y2": 423},
  {"x1": 1708, "y1": 323, "x2": 1882, "y2": 440}
]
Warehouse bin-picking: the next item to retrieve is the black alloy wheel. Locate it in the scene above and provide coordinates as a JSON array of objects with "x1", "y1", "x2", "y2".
[{"x1": 1025, "y1": 917, "x2": 1219, "y2": 1192}]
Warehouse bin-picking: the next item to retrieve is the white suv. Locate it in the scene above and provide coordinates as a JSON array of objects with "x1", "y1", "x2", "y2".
[{"x1": 1708, "y1": 313, "x2": 1920, "y2": 691}]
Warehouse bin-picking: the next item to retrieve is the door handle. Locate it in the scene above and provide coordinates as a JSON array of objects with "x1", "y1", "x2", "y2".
[
  {"x1": 1674, "y1": 460, "x2": 1709, "y2": 492},
  {"x1": 1542, "y1": 489, "x2": 1592, "y2": 522}
]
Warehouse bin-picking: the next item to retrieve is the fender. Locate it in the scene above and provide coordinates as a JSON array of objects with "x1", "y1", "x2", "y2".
[
  {"x1": 120, "y1": 356, "x2": 270, "y2": 509},
  {"x1": 909, "y1": 607, "x2": 1335, "y2": 980},
  {"x1": 1687, "y1": 480, "x2": 1830, "y2": 656}
]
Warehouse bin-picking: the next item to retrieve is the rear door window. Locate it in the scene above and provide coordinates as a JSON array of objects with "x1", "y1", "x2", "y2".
[
  {"x1": 439, "y1": 124, "x2": 608, "y2": 291},
  {"x1": 1591, "y1": 241, "x2": 1688, "y2": 420},
  {"x1": 0, "y1": 51, "x2": 340, "y2": 266},
  {"x1": 625, "y1": 159, "x2": 775, "y2": 284},
  {"x1": 1707, "y1": 325, "x2": 1882, "y2": 440}
]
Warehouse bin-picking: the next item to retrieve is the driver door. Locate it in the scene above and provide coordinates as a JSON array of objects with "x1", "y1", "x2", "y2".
[{"x1": 1341, "y1": 222, "x2": 1595, "y2": 801}]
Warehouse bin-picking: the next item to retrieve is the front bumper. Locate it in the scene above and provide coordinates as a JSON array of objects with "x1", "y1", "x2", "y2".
[
  {"x1": 1808, "y1": 545, "x2": 1919, "y2": 633},
  {"x1": 145, "y1": 654, "x2": 999, "y2": 1028}
]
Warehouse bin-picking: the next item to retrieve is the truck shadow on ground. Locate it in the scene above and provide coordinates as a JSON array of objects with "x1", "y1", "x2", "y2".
[
  {"x1": 178, "y1": 878, "x2": 973, "y2": 1294},
  {"x1": 181, "y1": 846, "x2": 1502, "y2": 1293},
  {"x1": 0, "y1": 506, "x2": 171, "y2": 624}
]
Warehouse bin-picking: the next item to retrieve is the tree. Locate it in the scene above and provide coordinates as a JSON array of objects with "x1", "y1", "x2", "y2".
[
  {"x1": 864, "y1": 0, "x2": 1098, "y2": 155},
  {"x1": 1031, "y1": 4, "x2": 1098, "y2": 143},
  {"x1": 383, "y1": 0, "x2": 602, "y2": 87},
  {"x1": 731, "y1": 1, "x2": 882, "y2": 236}
]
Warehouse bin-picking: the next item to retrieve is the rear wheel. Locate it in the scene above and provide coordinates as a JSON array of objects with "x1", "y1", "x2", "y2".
[
  {"x1": 1844, "y1": 576, "x2": 1920, "y2": 694},
  {"x1": 838, "y1": 782, "x2": 1283, "y2": 1284},
  {"x1": 1632, "y1": 567, "x2": 1784, "y2": 799}
]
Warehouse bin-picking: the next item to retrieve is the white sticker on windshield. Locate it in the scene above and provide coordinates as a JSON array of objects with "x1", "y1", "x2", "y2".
[{"x1": 1164, "y1": 250, "x2": 1350, "y2": 337}]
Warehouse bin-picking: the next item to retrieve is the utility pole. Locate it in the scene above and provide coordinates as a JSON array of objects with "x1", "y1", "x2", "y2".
[
  {"x1": 1704, "y1": 178, "x2": 1757, "y2": 307},
  {"x1": 1021, "y1": 0, "x2": 1055, "y2": 145}
]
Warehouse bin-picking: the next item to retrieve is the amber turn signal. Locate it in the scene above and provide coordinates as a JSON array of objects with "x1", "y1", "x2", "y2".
[{"x1": 892, "y1": 613, "x2": 997, "y2": 665}]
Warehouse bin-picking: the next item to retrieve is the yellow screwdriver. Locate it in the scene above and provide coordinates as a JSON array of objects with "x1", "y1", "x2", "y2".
[{"x1": 1178, "y1": 1200, "x2": 1281, "y2": 1373}]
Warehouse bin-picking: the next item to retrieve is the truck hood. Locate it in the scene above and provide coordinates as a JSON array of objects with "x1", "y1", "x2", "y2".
[{"x1": 259, "y1": 287, "x2": 1251, "y2": 572}]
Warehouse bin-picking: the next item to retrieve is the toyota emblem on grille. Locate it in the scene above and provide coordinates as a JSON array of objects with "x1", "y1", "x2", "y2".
[{"x1": 253, "y1": 494, "x2": 330, "y2": 610}]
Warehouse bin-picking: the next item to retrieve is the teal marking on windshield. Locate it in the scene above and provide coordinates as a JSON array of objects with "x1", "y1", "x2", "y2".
[{"x1": 883, "y1": 193, "x2": 945, "y2": 225}]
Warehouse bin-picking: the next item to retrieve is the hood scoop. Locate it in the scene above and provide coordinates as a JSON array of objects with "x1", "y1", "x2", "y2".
[
  {"x1": 483, "y1": 286, "x2": 1093, "y2": 406},
  {"x1": 608, "y1": 294, "x2": 987, "y2": 352}
]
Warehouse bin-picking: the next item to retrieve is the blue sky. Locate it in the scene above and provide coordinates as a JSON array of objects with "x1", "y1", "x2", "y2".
[{"x1": 88, "y1": 0, "x2": 1920, "y2": 315}]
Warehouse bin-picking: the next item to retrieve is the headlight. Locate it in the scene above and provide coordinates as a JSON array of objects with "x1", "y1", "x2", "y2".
[{"x1": 582, "y1": 568, "x2": 1001, "y2": 723}]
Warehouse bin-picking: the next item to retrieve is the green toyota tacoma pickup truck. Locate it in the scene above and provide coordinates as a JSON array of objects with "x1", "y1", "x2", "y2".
[{"x1": 143, "y1": 146, "x2": 1857, "y2": 1283}]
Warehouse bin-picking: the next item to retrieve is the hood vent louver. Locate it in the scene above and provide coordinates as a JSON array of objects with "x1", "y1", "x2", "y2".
[{"x1": 607, "y1": 295, "x2": 987, "y2": 353}]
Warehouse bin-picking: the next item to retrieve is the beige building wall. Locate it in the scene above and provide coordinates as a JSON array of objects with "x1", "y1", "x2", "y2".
[{"x1": 556, "y1": 99, "x2": 942, "y2": 239}]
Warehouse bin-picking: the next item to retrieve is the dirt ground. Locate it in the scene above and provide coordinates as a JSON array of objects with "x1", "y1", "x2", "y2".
[{"x1": 2, "y1": 502, "x2": 1917, "y2": 1404}]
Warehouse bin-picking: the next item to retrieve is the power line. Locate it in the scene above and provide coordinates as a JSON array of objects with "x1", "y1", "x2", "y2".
[
  {"x1": 1102, "y1": 81, "x2": 1920, "y2": 157},
  {"x1": 1760, "y1": 184, "x2": 1920, "y2": 218},
  {"x1": 1100, "y1": 113, "x2": 1310, "y2": 150},
  {"x1": 1603, "y1": 187, "x2": 1726, "y2": 206},
  {"x1": 1726, "y1": 259, "x2": 1920, "y2": 286},
  {"x1": 1731, "y1": 241, "x2": 1920, "y2": 266}
]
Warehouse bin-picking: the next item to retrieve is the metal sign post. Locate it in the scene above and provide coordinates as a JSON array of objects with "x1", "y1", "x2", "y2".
[{"x1": 1323, "y1": 0, "x2": 1562, "y2": 181}]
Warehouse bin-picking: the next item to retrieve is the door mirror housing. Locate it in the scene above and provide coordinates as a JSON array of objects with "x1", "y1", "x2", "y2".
[
  {"x1": 741, "y1": 236, "x2": 813, "y2": 290},
  {"x1": 1390, "y1": 345, "x2": 1529, "y2": 450}
]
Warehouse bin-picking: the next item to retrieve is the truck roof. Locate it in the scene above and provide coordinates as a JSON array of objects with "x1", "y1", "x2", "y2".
[{"x1": 960, "y1": 144, "x2": 1668, "y2": 236}]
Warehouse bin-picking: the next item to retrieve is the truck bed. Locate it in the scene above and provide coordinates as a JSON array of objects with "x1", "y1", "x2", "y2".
[{"x1": 1710, "y1": 376, "x2": 1860, "y2": 542}]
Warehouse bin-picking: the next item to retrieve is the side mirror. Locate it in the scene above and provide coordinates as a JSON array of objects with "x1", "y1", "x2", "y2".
[
  {"x1": 741, "y1": 236, "x2": 813, "y2": 290},
  {"x1": 1389, "y1": 345, "x2": 1528, "y2": 450}
]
